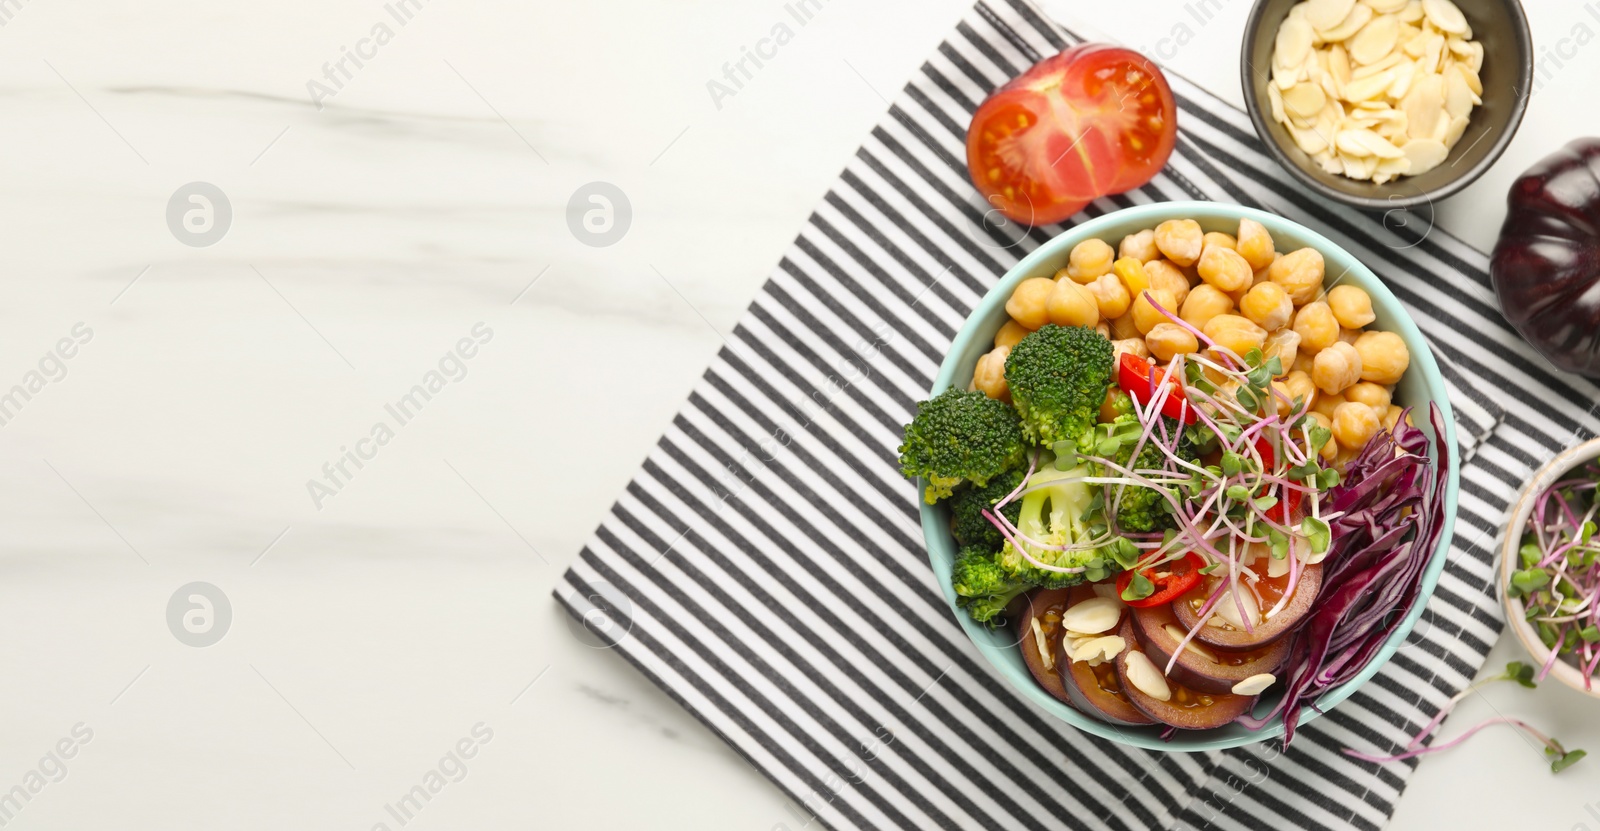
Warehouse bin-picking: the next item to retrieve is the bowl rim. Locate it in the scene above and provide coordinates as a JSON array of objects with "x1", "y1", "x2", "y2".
[
  {"x1": 1498, "y1": 436, "x2": 1600, "y2": 698},
  {"x1": 1237, "y1": 0, "x2": 1534, "y2": 211},
  {"x1": 921, "y1": 200, "x2": 1461, "y2": 751}
]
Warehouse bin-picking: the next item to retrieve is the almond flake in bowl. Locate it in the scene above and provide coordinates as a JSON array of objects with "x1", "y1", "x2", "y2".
[{"x1": 1266, "y1": 0, "x2": 1483, "y2": 184}]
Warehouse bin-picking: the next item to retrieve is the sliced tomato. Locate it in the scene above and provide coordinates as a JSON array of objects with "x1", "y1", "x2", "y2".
[
  {"x1": 1116, "y1": 551, "x2": 1205, "y2": 608},
  {"x1": 1253, "y1": 437, "x2": 1303, "y2": 524},
  {"x1": 966, "y1": 44, "x2": 1177, "y2": 226},
  {"x1": 1117, "y1": 352, "x2": 1196, "y2": 424}
]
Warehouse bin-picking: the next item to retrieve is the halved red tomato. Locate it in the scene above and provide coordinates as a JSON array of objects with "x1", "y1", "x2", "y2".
[
  {"x1": 966, "y1": 44, "x2": 1178, "y2": 226},
  {"x1": 1116, "y1": 551, "x2": 1205, "y2": 608},
  {"x1": 1117, "y1": 352, "x2": 1195, "y2": 424}
]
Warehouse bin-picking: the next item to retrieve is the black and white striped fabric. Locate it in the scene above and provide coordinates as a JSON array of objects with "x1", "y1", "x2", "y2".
[{"x1": 554, "y1": 2, "x2": 1600, "y2": 828}]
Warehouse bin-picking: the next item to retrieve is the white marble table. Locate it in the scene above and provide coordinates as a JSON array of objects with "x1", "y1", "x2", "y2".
[{"x1": 1, "y1": 0, "x2": 1594, "y2": 828}]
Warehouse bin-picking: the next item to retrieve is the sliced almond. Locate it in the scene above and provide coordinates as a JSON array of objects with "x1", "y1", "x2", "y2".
[
  {"x1": 1398, "y1": 0, "x2": 1424, "y2": 23},
  {"x1": 1232, "y1": 673, "x2": 1278, "y2": 696},
  {"x1": 1430, "y1": 108, "x2": 1452, "y2": 142},
  {"x1": 1328, "y1": 43, "x2": 1352, "y2": 88},
  {"x1": 1402, "y1": 138, "x2": 1447, "y2": 175},
  {"x1": 1274, "y1": 60, "x2": 1304, "y2": 91},
  {"x1": 1362, "y1": 0, "x2": 1408, "y2": 11},
  {"x1": 1455, "y1": 62, "x2": 1482, "y2": 96},
  {"x1": 1402, "y1": 28, "x2": 1432, "y2": 58},
  {"x1": 1423, "y1": 32, "x2": 1446, "y2": 74},
  {"x1": 1444, "y1": 67, "x2": 1474, "y2": 118},
  {"x1": 1349, "y1": 15, "x2": 1400, "y2": 66},
  {"x1": 1337, "y1": 127, "x2": 1405, "y2": 158},
  {"x1": 1032, "y1": 617, "x2": 1055, "y2": 670},
  {"x1": 1316, "y1": 150, "x2": 1344, "y2": 174},
  {"x1": 1319, "y1": 2, "x2": 1374, "y2": 42},
  {"x1": 1462, "y1": 40, "x2": 1483, "y2": 73},
  {"x1": 1402, "y1": 74, "x2": 1444, "y2": 139},
  {"x1": 1443, "y1": 114, "x2": 1469, "y2": 149},
  {"x1": 1306, "y1": 0, "x2": 1359, "y2": 32},
  {"x1": 1388, "y1": 58, "x2": 1418, "y2": 99},
  {"x1": 1342, "y1": 68, "x2": 1396, "y2": 102},
  {"x1": 1291, "y1": 122, "x2": 1331, "y2": 154},
  {"x1": 1123, "y1": 650, "x2": 1172, "y2": 701},
  {"x1": 1283, "y1": 82, "x2": 1328, "y2": 118},
  {"x1": 1351, "y1": 51, "x2": 1404, "y2": 78},
  {"x1": 1340, "y1": 152, "x2": 1374, "y2": 180},
  {"x1": 1268, "y1": 83, "x2": 1287, "y2": 124},
  {"x1": 1276, "y1": 15, "x2": 1316, "y2": 67},
  {"x1": 1422, "y1": 0, "x2": 1468, "y2": 34},
  {"x1": 1065, "y1": 634, "x2": 1125, "y2": 666},
  {"x1": 1062, "y1": 596, "x2": 1123, "y2": 635}
]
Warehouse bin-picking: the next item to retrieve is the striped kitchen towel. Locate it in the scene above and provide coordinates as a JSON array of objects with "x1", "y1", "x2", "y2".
[{"x1": 554, "y1": 1, "x2": 1600, "y2": 828}]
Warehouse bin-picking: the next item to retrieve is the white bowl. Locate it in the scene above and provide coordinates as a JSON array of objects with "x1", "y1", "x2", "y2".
[{"x1": 1499, "y1": 436, "x2": 1600, "y2": 698}]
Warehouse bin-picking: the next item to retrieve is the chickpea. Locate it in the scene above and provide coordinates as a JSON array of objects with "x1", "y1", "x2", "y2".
[
  {"x1": 1120, "y1": 228, "x2": 1160, "y2": 263},
  {"x1": 1113, "y1": 256, "x2": 1151, "y2": 297},
  {"x1": 1066, "y1": 238, "x2": 1116, "y2": 283},
  {"x1": 995, "y1": 319, "x2": 1029, "y2": 349},
  {"x1": 1236, "y1": 218, "x2": 1276, "y2": 271},
  {"x1": 1354, "y1": 331, "x2": 1409, "y2": 385},
  {"x1": 1239, "y1": 282, "x2": 1293, "y2": 332},
  {"x1": 1154, "y1": 219, "x2": 1204, "y2": 266},
  {"x1": 1196, "y1": 244, "x2": 1253, "y2": 293},
  {"x1": 1180, "y1": 284, "x2": 1234, "y2": 332},
  {"x1": 1272, "y1": 370, "x2": 1318, "y2": 417},
  {"x1": 1005, "y1": 277, "x2": 1055, "y2": 329},
  {"x1": 1112, "y1": 337, "x2": 1151, "y2": 362},
  {"x1": 1292, "y1": 301, "x2": 1339, "y2": 356},
  {"x1": 1264, "y1": 328, "x2": 1301, "y2": 373},
  {"x1": 1109, "y1": 312, "x2": 1141, "y2": 340},
  {"x1": 1345, "y1": 382, "x2": 1391, "y2": 412},
  {"x1": 1292, "y1": 352, "x2": 1315, "y2": 375},
  {"x1": 1308, "y1": 411, "x2": 1339, "y2": 461},
  {"x1": 1382, "y1": 404, "x2": 1407, "y2": 431},
  {"x1": 1132, "y1": 288, "x2": 1179, "y2": 335},
  {"x1": 1100, "y1": 388, "x2": 1122, "y2": 423},
  {"x1": 1145, "y1": 259, "x2": 1190, "y2": 307},
  {"x1": 1146, "y1": 323, "x2": 1199, "y2": 361},
  {"x1": 1332, "y1": 401, "x2": 1381, "y2": 450},
  {"x1": 1096, "y1": 321, "x2": 1111, "y2": 339},
  {"x1": 973, "y1": 346, "x2": 1010, "y2": 400},
  {"x1": 1312, "y1": 341, "x2": 1363, "y2": 395},
  {"x1": 1047, "y1": 279, "x2": 1100, "y2": 327},
  {"x1": 1085, "y1": 273, "x2": 1131, "y2": 320},
  {"x1": 1312, "y1": 390, "x2": 1347, "y2": 420},
  {"x1": 1203, "y1": 314, "x2": 1268, "y2": 358},
  {"x1": 1269, "y1": 248, "x2": 1326, "y2": 305},
  {"x1": 1202, "y1": 231, "x2": 1237, "y2": 252},
  {"x1": 1326, "y1": 285, "x2": 1376, "y2": 328}
]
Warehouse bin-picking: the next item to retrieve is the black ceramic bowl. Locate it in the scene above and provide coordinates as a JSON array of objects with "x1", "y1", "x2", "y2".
[{"x1": 1240, "y1": 0, "x2": 1532, "y2": 210}]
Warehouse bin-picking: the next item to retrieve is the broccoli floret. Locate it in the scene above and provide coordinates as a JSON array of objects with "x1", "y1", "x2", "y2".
[
  {"x1": 949, "y1": 467, "x2": 1025, "y2": 549},
  {"x1": 950, "y1": 545, "x2": 1030, "y2": 625},
  {"x1": 998, "y1": 465, "x2": 1115, "y2": 588},
  {"x1": 1102, "y1": 414, "x2": 1195, "y2": 533},
  {"x1": 898, "y1": 389, "x2": 1026, "y2": 504},
  {"x1": 1004, "y1": 324, "x2": 1114, "y2": 447}
]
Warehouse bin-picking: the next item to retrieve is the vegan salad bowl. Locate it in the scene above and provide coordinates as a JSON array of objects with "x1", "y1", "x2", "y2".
[{"x1": 909, "y1": 201, "x2": 1459, "y2": 751}]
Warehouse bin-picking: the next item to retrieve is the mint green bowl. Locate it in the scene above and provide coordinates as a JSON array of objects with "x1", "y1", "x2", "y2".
[{"x1": 921, "y1": 201, "x2": 1460, "y2": 751}]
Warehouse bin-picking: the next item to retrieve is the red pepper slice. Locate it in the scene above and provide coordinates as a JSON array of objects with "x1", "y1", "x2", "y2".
[
  {"x1": 1253, "y1": 437, "x2": 1302, "y2": 524},
  {"x1": 1116, "y1": 352, "x2": 1196, "y2": 424},
  {"x1": 1115, "y1": 551, "x2": 1205, "y2": 608}
]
